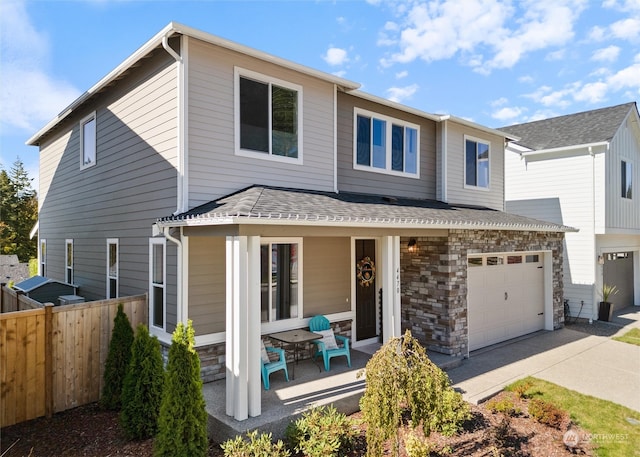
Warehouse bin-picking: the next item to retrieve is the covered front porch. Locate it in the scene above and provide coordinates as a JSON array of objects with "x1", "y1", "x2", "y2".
[{"x1": 202, "y1": 344, "x2": 462, "y2": 443}]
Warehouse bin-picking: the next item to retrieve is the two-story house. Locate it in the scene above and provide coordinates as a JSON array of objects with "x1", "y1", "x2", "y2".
[
  {"x1": 502, "y1": 102, "x2": 640, "y2": 322},
  {"x1": 27, "y1": 22, "x2": 571, "y2": 420}
]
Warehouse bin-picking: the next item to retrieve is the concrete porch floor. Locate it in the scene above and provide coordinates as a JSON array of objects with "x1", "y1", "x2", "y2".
[{"x1": 203, "y1": 345, "x2": 462, "y2": 443}]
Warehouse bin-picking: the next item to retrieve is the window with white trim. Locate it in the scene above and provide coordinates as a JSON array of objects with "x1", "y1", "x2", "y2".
[
  {"x1": 107, "y1": 239, "x2": 119, "y2": 299},
  {"x1": 260, "y1": 239, "x2": 302, "y2": 322},
  {"x1": 235, "y1": 68, "x2": 302, "y2": 162},
  {"x1": 465, "y1": 136, "x2": 490, "y2": 189},
  {"x1": 80, "y1": 112, "x2": 96, "y2": 169},
  {"x1": 65, "y1": 239, "x2": 73, "y2": 284},
  {"x1": 149, "y1": 238, "x2": 166, "y2": 330},
  {"x1": 354, "y1": 108, "x2": 419, "y2": 177},
  {"x1": 40, "y1": 239, "x2": 46, "y2": 276},
  {"x1": 621, "y1": 160, "x2": 632, "y2": 199}
]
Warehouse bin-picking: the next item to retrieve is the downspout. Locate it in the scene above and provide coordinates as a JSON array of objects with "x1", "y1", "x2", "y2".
[
  {"x1": 590, "y1": 145, "x2": 597, "y2": 321},
  {"x1": 333, "y1": 84, "x2": 338, "y2": 193}
]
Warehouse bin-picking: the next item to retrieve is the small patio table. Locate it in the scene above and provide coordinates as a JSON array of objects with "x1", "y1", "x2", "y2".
[{"x1": 269, "y1": 329, "x2": 321, "y2": 379}]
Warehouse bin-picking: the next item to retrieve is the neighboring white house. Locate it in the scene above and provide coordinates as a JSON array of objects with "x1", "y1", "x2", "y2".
[{"x1": 501, "y1": 102, "x2": 640, "y2": 321}]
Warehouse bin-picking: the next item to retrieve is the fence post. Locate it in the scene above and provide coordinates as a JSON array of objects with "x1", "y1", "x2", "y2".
[
  {"x1": 0, "y1": 283, "x2": 5, "y2": 313},
  {"x1": 44, "y1": 303, "x2": 54, "y2": 418}
]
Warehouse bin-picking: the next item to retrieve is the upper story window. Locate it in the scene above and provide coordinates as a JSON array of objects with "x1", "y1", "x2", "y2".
[
  {"x1": 65, "y1": 239, "x2": 73, "y2": 284},
  {"x1": 80, "y1": 112, "x2": 96, "y2": 170},
  {"x1": 621, "y1": 160, "x2": 633, "y2": 199},
  {"x1": 353, "y1": 108, "x2": 419, "y2": 178},
  {"x1": 465, "y1": 136, "x2": 490, "y2": 189},
  {"x1": 235, "y1": 67, "x2": 302, "y2": 163}
]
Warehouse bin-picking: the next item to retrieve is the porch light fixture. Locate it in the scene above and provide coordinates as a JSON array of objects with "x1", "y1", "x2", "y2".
[
  {"x1": 598, "y1": 254, "x2": 605, "y2": 265},
  {"x1": 407, "y1": 238, "x2": 417, "y2": 253}
]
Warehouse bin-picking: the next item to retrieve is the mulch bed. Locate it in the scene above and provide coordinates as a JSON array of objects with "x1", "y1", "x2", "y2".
[{"x1": 1, "y1": 391, "x2": 593, "y2": 457}]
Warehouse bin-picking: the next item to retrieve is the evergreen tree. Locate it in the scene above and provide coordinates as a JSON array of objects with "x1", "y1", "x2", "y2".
[
  {"x1": 101, "y1": 303, "x2": 134, "y2": 410},
  {"x1": 121, "y1": 324, "x2": 165, "y2": 440},
  {"x1": 154, "y1": 320, "x2": 208, "y2": 457},
  {"x1": 0, "y1": 158, "x2": 38, "y2": 262}
]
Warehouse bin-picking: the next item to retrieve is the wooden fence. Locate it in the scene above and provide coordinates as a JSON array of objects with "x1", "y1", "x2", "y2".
[
  {"x1": 0, "y1": 293, "x2": 147, "y2": 428},
  {"x1": 0, "y1": 283, "x2": 42, "y2": 313}
]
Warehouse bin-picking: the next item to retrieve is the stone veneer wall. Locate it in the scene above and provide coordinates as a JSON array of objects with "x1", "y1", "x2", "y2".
[
  {"x1": 167, "y1": 319, "x2": 353, "y2": 383},
  {"x1": 400, "y1": 230, "x2": 564, "y2": 357}
]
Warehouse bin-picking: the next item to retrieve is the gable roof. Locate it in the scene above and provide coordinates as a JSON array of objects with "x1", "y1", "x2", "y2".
[
  {"x1": 499, "y1": 102, "x2": 638, "y2": 151},
  {"x1": 156, "y1": 185, "x2": 575, "y2": 232}
]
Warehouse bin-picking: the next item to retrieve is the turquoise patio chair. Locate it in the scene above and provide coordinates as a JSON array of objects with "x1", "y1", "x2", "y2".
[
  {"x1": 261, "y1": 340, "x2": 289, "y2": 390},
  {"x1": 309, "y1": 315, "x2": 351, "y2": 371}
]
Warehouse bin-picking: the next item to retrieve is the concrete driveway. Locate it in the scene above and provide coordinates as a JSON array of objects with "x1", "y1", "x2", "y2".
[{"x1": 447, "y1": 319, "x2": 640, "y2": 412}]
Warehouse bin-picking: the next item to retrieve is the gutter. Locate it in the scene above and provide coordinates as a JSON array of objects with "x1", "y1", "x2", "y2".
[{"x1": 519, "y1": 141, "x2": 609, "y2": 158}]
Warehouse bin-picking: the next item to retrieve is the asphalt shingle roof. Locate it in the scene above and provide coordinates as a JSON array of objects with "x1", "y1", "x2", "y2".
[
  {"x1": 499, "y1": 102, "x2": 637, "y2": 151},
  {"x1": 157, "y1": 186, "x2": 575, "y2": 232}
]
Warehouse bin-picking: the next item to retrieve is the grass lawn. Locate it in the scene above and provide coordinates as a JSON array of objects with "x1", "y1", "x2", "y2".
[
  {"x1": 507, "y1": 377, "x2": 640, "y2": 457},
  {"x1": 613, "y1": 328, "x2": 640, "y2": 346}
]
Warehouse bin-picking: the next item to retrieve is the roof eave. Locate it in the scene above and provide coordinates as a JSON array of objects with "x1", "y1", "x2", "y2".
[
  {"x1": 27, "y1": 21, "x2": 361, "y2": 146},
  {"x1": 519, "y1": 140, "x2": 610, "y2": 157},
  {"x1": 155, "y1": 214, "x2": 576, "y2": 233},
  {"x1": 439, "y1": 114, "x2": 519, "y2": 141}
]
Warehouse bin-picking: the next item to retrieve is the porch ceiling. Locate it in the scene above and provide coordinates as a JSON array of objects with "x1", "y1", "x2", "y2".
[{"x1": 156, "y1": 185, "x2": 577, "y2": 232}]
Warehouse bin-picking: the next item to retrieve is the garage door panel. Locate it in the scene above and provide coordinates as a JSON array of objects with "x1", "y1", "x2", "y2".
[{"x1": 468, "y1": 253, "x2": 545, "y2": 351}]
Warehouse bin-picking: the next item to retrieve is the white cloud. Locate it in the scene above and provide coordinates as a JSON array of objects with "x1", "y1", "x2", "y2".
[
  {"x1": 395, "y1": 70, "x2": 408, "y2": 79},
  {"x1": 379, "y1": 0, "x2": 586, "y2": 74},
  {"x1": 323, "y1": 47, "x2": 349, "y2": 66},
  {"x1": 591, "y1": 45, "x2": 621, "y2": 62},
  {"x1": 0, "y1": 0, "x2": 80, "y2": 133},
  {"x1": 588, "y1": 25, "x2": 607, "y2": 41},
  {"x1": 518, "y1": 75, "x2": 535, "y2": 84},
  {"x1": 491, "y1": 97, "x2": 509, "y2": 107},
  {"x1": 386, "y1": 84, "x2": 419, "y2": 103},
  {"x1": 573, "y1": 81, "x2": 609, "y2": 103},
  {"x1": 610, "y1": 18, "x2": 640, "y2": 40},
  {"x1": 492, "y1": 106, "x2": 524, "y2": 121},
  {"x1": 545, "y1": 49, "x2": 566, "y2": 61}
]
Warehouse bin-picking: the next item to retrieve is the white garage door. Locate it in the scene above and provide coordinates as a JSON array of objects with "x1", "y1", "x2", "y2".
[{"x1": 468, "y1": 253, "x2": 545, "y2": 351}]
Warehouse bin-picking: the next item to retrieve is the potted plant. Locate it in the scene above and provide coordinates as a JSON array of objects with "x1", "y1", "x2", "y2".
[{"x1": 598, "y1": 284, "x2": 618, "y2": 322}]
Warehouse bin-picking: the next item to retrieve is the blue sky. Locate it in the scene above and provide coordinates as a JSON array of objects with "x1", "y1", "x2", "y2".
[{"x1": 1, "y1": 0, "x2": 639, "y2": 190}]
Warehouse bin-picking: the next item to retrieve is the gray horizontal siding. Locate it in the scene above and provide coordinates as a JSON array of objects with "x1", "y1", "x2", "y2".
[
  {"x1": 336, "y1": 92, "x2": 437, "y2": 199},
  {"x1": 37, "y1": 48, "x2": 179, "y2": 307},
  {"x1": 187, "y1": 37, "x2": 336, "y2": 207}
]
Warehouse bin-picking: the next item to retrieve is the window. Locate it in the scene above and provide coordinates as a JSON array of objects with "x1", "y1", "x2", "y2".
[
  {"x1": 65, "y1": 239, "x2": 73, "y2": 284},
  {"x1": 486, "y1": 256, "x2": 503, "y2": 266},
  {"x1": 260, "y1": 240, "x2": 302, "y2": 322},
  {"x1": 236, "y1": 68, "x2": 302, "y2": 162},
  {"x1": 149, "y1": 238, "x2": 166, "y2": 330},
  {"x1": 80, "y1": 112, "x2": 96, "y2": 169},
  {"x1": 621, "y1": 160, "x2": 632, "y2": 199},
  {"x1": 107, "y1": 239, "x2": 118, "y2": 299},
  {"x1": 525, "y1": 254, "x2": 540, "y2": 263},
  {"x1": 354, "y1": 109, "x2": 419, "y2": 177},
  {"x1": 40, "y1": 239, "x2": 46, "y2": 276},
  {"x1": 468, "y1": 257, "x2": 483, "y2": 267},
  {"x1": 465, "y1": 136, "x2": 490, "y2": 189}
]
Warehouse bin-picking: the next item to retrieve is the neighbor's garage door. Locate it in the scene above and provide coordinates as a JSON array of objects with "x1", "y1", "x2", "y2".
[
  {"x1": 468, "y1": 253, "x2": 545, "y2": 351},
  {"x1": 604, "y1": 252, "x2": 634, "y2": 308}
]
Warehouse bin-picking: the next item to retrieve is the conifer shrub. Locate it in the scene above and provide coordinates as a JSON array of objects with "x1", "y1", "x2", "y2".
[
  {"x1": 358, "y1": 330, "x2": 470, "y2": 457},
  {"x1": 528, "y1": 398, "x2": 567, "y2": 429},
  {"x1": 154, "y1": 320, "x2": 208, "y2": 457},
  {"x1": 120, "y1": 324, "x2": 165, "y2": 440},
  {"x1": 100, "y1": 303, "x2": 134, "y2": 410}
]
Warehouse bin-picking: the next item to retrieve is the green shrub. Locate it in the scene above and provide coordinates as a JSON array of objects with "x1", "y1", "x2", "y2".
[
  {"x1": 486, "y1": 396, "x2": 521, "y2": 416},
  {"x1": 359, "y1": 330, "x2": 470, "y2": 457},
  {"x1": 221, "y1": 430, "x2": 290, "y2": 457},
  {"x1": 101, "y1": 303, "x2": 134, "y2": 410},
  {"x1": 285, "y1": 405, "x2": 358, "y2": 457},
  {"x1": 154, "y1": 320, "x2": 208, "y2": 457},
  {"x1": 120, "y1": 324, "x2": 165, "y2": 440},
  {"x1": 28, "y1": 258, "x2": 38, "y2": 277},
  {"x1": 528, "y1": 398, "x2": 567, "y2": 429},
  {"x1": 404, "y1": 431, "x2": 436, "y2": 457}
]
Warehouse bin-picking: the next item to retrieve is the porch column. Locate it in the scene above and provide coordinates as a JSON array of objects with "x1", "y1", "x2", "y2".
[
  {"x1": 381, "y1": 236, "x2": 401, "y2": 342},
  {"x1": 225, "y1": 236, "x2": 262, "y2": 421}
]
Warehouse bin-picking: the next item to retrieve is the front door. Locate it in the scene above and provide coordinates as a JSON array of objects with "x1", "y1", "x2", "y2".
[{"x1": 356, "y1": 239, "x2": 377, "y2": 341}]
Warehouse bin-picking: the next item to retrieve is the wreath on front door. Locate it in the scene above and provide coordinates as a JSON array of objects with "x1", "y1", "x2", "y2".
[{"x1": 356, "y1": 256, "x2": 376, "y2": 287}]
